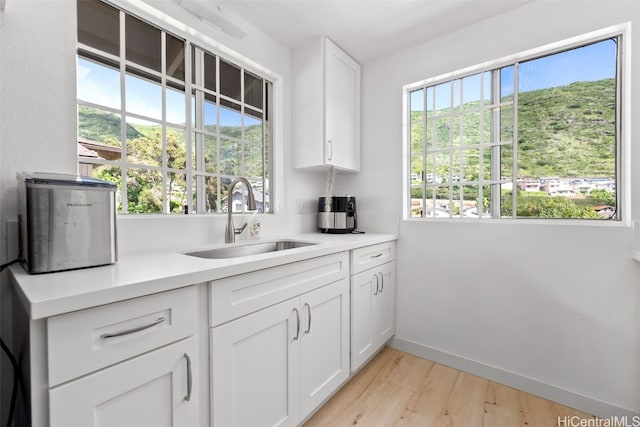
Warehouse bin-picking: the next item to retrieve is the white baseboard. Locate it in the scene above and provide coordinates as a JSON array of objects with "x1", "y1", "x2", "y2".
[{"x1": 389, "y1": 337, "x2": 639, "y2": 420}]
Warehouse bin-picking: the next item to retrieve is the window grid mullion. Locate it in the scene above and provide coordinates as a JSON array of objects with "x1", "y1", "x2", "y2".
[
  {"x1": 216, "y1": 56, "x2": 222, "y2": 213},
  {"x1": 615, "y1": 35, "x2": 622, "y2": 220},
  {"x1": 262, "y1": 80, "x2": 267, "y2": 212},
  {"x1": 421, "y1": 89, "x2": 427, "y2": 218},
  {"x1": 430, "y1": 88, "x2": 437, "y2": 216},
  {"x1": 429, "y1": 100, "x2": 512, "y2": 118},
  {"x1": 118, "y1": 10, "x2": 128, "y2": 214},
  {"x1": 490, "y1": 69, "x2": 501, "y2": 219},
  {"x1": 512, "y1": 63, "x2": 520, "y2": 218},
  {"x1": 478, "y1": 72, "x2": 485, "y2": 218},
  {"x1": 240, "y1": 69, "x2": 246, "y2": 203},
  {"x1": 458, "y1": 80, "x2": 464, "y2": 216},
  {"x1": 195, "y1": 49, "x2": 206, "y2": 213},
  {"x1": 450, "y1": 85, "x2": 456, "y2": 217},
  {"x1": 184, "y1": 41, "x2": 193, "y2": 214},
  {"x1": 77, "y1": 43, "x2": 120, "y2": 64},
  {"x1": 161, "y1": 31, "x2": 168, "y2": 213}
]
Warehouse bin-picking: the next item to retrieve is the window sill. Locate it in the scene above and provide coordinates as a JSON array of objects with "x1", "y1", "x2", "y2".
[{"x1": 403, "y1": 216, "x2": 629, "y2": 227}]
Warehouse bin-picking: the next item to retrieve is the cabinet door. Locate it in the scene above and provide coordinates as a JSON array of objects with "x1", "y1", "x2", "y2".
[
  {"x1": 49, "y1": 336, "x2": 199, "y2": 427},
  {"x1": 211, "y1": 298, "x2": 301, "y2": 427},
  {"x1": 300, "y1": 279, "x2": 350, "y2": 418},
  {"x1": 324, "y1": 38, "x2": 360, "y2": 171},
  {"x1": 374, "y1": 262, "x2": 395, "y2": 346},
  {"x1": 350, "y1": 261, "x2": 396, "y2": 372},
  {"x1": 350, "y1": 270, "x2": 377, "y2": 371}
]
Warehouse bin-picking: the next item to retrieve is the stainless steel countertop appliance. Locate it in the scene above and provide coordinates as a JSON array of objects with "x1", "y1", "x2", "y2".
[
  {"x1": 17, "y1": 172, "x2": 117, "y2": 274},
  {"x1": 318, "y1": 195, "x2": 357, "y2": 234}
]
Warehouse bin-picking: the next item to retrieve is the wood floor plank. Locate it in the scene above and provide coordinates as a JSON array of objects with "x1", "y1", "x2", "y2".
[
  {"x1": 482, "y1": 382, "x2": 522, "y2": 427},
  {"x1": 517, "y1": 390, "x2": 560, "y2": 427},
  {"x1": 400, "y1": 363, "x2": 460, "y2": 425},
  {"x1": 431, "y1": 371, "x2": 488, "y2": 427},
  {"x1": 304, "y1": 347, "x2": 595, "y2": 427},
  {"x1": 304, "y1": 348, "x2": 399, "y2": 426}
]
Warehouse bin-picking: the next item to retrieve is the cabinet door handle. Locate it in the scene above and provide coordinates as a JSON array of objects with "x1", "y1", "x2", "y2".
[
  {"x1": 373, "y1": 274, "x2": 379, "y2": 295},
  {"x1": 184, "y1": 353, "x2": 193, "y2": 402},
  {"x1": 100, "y1": 317, "x2": 166, "y2": 339},
  {"x1": 370, "y1": 253, "x2": 383, "y2": 259},
  {"x1": 293, "y1": 308, "x2": 301, "y2": 340},
  {"x1": 378, "y1": 272, "x2": 384, "y2": 293},
  {"x1": 327, "y1": 140, "x2": 333, "y2": 161},
  {"x1": 303, "y1": 302, "x2": 312, "y2": 334}
]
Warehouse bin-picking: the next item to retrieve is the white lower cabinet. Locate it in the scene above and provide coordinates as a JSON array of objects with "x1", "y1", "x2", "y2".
[
  {"x1": 211, "y1": 297, "x2": 300, "y2": 427},
  {"x1": 44, "y1": 286, "x2": 201, "y2": 427},
  {"x1": 300, "y1": 279, "x2": 350, "y2": 419},
  {"x1": 211, "y1": 278, "x2": 350, "y2": 427},
  {"x1": 351, "y1": 250, "x2": 395, "y2": 371},
  {"x1": 49, "y1": 336, "x2": 200, "y2": 427},
  {"x1": 15, "y1": 242, "x2": 398, "y2": 427}
]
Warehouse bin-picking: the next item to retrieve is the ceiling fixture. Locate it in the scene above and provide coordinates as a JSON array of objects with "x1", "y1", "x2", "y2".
[{"x1": 177, "y1": 0, "x2": 247, "y2": 39}]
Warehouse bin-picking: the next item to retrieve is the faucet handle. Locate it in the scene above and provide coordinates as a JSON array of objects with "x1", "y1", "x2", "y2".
[{"x1": 234, "y1": 222, "x2": 248, "y2": 235}]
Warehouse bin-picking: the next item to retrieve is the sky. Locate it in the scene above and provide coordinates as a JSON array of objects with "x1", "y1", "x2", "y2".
[
  {"x1": 411, "y1": 38, "x2": 617, "y2": 111},
  {"x1": 77, "y1": 58, "x2": 258, "y2": 128}
]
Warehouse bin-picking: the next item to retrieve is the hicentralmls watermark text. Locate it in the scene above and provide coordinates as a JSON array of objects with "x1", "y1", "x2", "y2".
[{"x1": 558, "y1": 416, "x2": 640, "y2": 427}]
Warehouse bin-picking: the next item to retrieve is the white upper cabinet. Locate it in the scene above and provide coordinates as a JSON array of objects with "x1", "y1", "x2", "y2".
[{"x1": 293, "y1": 36, "x2": 361, "y2": 172}]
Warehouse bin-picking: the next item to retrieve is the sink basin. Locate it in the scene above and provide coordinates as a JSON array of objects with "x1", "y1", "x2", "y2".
[{"x1": 185, "y1": 240, "x2": 317, "y2": 259}]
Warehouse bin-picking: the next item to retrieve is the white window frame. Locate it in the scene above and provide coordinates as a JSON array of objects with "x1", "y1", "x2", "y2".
[
  {"x1": 78, "y1": 0, "x2": 283, "y2": 215},
  {"x1": 402, "y1": 23, "x2": 631, "y2": 226}
]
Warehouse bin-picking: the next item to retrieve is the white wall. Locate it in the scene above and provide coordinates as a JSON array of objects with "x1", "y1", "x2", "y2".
[
  {"x1": 0, "y1": 0, "x2": 324, "y2": 421},
  {"x1": 338, "y1": 0, "x2": 640, "y2": 417},
  {"x1": 0, "y1": 0, "x2": 79, "y2": 421}
]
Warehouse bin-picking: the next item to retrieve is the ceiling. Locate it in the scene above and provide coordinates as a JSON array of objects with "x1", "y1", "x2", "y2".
[{"x1": 214, "y1": 0, "x2": 534, "y2": 63}]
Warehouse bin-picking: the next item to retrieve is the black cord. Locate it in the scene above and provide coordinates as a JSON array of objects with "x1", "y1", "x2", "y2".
[
  {"x1": 0, "y1": 258, "x2": 21, "y2": 427},
  {"x1": 0, "y1": 259, "x2": 19, "y2": 272},
  {"x1": 0, "y1": 336, "x2": 18, "y2": 427}
]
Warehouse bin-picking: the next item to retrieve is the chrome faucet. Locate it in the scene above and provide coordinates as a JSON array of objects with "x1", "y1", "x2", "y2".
[{"x1": 225, "y1": 177, "x2": 257, "y2": 243}]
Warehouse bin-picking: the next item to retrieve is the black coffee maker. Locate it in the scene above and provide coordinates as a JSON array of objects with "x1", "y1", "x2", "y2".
[{"x1": 317, "y1": 196, "x2": 357, "y2": 233}]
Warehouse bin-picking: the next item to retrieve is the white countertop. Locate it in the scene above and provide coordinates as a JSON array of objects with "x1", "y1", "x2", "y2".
[{"x1": 10, "y1": 233, "x2": 396, "y2": 320}]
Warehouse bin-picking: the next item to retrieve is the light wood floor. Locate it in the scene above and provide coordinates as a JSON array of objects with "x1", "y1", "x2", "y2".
[{"x1": 304, "y1": 347, "x2": 595, "y2": 427}]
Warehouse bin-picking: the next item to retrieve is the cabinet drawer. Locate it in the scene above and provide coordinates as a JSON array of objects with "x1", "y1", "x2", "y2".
[
  {"x1": 48, "y1": 286, "x2": 197, "y2": 387},
  {"x1": 351, "y1": 241, "x2": 395, "y2": 275},
  {"x1": 50, "y1": 336, "x2": 199, "y2": 427},
  {"x1": 210, "y1": 252, "x2": 349, "y2": 327}
]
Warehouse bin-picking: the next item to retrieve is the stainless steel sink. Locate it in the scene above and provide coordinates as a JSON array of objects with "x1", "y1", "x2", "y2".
[{"x1": 185, "y1": 240, "x2": 317, "y2": 259}]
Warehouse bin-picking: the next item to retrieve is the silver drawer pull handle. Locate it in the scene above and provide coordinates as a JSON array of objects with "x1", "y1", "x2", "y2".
[
  {"x1": 293, "y1": 308, "x2": 301, "y2": 340},
  {"x1": 100, "y1": 317, "x2": 166, "y2": 339},
  {"x1": 303, "y1": 303, "x2": 311, "y2": 334},
  {"x1": 378, "y1": 272, "x2": 384, "y2": 293},
  {"x1": 373, "y1": 274, "x2": 379, "y2": 295},
  {"x1": 370, "y1": 253, "x2": 383, "y2": 259},
  {"x1": 184, "y1": 353, "x2": 193, "y2": 402}
]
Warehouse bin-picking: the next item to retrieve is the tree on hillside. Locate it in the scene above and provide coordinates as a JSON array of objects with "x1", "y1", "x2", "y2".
[
  {"x1": 93, "y1": 128, "x2": 188, "y2": 213},
  {"x1": 501, "y1": 191, "x2": 599, "y2": 219}
]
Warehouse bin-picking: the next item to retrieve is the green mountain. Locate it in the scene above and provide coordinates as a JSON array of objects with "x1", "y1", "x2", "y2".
[
  {"x1": 78, "y1": 106, "x2": 266, "y2": 177},
  {"x1": 78, "y1": 105, "x2": 264, "y2": 145},
  {"x1": 410, "y1": 78, "x2": 616, "y2": 179},
  {"x1": 78, "y1": 105, "x2": 143, "y2": 144},
  {"x1": 516, "y1": 79, "x2": 615, "y2": 178}
]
